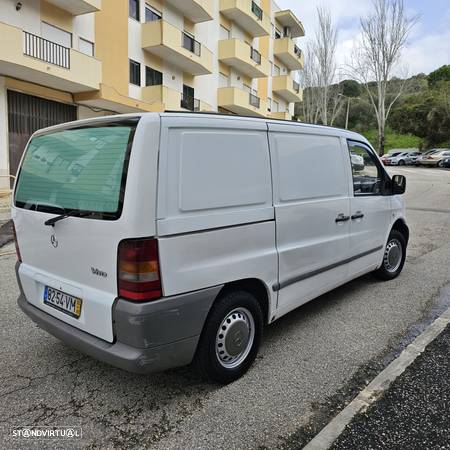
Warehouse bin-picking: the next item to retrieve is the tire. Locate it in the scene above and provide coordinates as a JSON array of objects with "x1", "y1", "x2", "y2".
[
  {"x1": 437, "y1": 160, "x2": 444, "y2": 168},
  {"x1": 193, "y1": 290, "x2": 263, "y2": 384},
  {"x1": 398, "y1": 160, "x2": 406, "y2": 166},
  {"x1": 374, "y1": 230, "x2": 407, "y2": 280}
]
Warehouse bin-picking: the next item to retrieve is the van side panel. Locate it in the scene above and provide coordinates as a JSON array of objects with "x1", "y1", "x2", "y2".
[
  {"x1": 156, "y1": 116, "x2": 274, "y2": 235},
  {"x1": 268, "y1": 123, "x2": 352, "y2": 319},
  {"x1": 156, "y1": 116, "x2": 278, "y2": 318}
]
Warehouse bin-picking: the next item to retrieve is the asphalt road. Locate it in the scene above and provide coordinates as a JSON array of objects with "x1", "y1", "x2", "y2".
[
  {"x1": 1, "y1": 166, "x2": 450, "y2": 450},
  {"x1": 332, "y1": 323, "x2": 450, "y2": 449}
]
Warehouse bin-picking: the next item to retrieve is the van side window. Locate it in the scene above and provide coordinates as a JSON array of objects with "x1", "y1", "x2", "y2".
[
  {"x1": 348, "y1": 142, "x2": 383, "y2": 196},
  {"x1": 272, "y1": 134, "x2": 348, "y2": 202}
]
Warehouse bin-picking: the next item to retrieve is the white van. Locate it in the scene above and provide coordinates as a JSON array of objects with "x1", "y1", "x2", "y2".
[{"x1": 13, "y1": 113, "x2": 408, "y2": 383}]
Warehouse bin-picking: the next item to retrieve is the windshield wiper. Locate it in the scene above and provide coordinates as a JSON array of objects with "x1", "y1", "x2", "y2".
[{"x1": 44, "y1": 210, "x2": 93, "y2": 227}]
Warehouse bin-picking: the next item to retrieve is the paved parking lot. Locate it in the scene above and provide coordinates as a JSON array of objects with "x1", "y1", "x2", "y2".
[{"x1": 1, "y1": 167, "x2": 450, "y2": 449}]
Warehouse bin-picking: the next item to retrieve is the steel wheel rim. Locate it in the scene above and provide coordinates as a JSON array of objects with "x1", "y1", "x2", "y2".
[
  {"x1": 215, "y1": 307, "x2": 255, "y2": 369},
  {"x1": 383, "y1": 238, "x2": 403, "y2": 273}
]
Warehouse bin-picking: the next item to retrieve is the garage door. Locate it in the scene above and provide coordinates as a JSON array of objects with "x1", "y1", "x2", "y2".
[{"x1": 7, "y1": 91, "x2": 77, "y2": 183}]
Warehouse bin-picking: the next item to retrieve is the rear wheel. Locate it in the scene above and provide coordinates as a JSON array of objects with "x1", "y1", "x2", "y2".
[
  {"x1": 398, "y1": 160, "x2": 406, "y2": 166},
  {"x1": 193, "y1": 290, "x2": 263, "y2": 384},
  {"x1": 437, "y1": 160, "x2": 444, "y2": 168},
  {"x1": 374, "y1": 230, "x2": 406, "y2": 280}
]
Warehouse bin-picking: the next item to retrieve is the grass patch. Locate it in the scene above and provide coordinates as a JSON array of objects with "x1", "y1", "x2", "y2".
[{"x1": 361, "y1": 129, "x2": 423, "y2": 152}]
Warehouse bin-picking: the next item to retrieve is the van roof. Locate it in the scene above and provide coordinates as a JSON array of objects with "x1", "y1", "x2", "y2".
[{"x1": 30, "y1": 111, "x2": 371, "y2": 147}]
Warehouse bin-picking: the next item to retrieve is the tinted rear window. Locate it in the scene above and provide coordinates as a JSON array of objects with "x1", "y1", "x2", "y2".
[{"x1": 14, "y1": 120, "x2": 138, "y2": 219}]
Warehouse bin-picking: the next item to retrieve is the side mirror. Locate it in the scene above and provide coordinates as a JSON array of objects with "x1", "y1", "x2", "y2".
[{"x1": 392, "y1": 175, "x2": 406, "y2": 195}]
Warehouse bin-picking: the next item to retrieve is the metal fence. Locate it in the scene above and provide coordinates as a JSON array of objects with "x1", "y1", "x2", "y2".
[
  {"x1": 23, "y1": 31, "x2": 70, "y2": 69},
  {"x1": 249, "y1": 93, "x2": 261, "y2": 108},
  {"x1": 182, "y1": 32, "x2": 201, "y2": 56}
]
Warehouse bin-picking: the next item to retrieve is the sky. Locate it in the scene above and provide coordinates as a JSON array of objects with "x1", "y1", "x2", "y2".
[{"x1": 277, "y1": 0, "x2": 450, "y2": 77}]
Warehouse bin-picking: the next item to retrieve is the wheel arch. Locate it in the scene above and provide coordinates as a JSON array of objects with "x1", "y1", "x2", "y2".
[
  {"x1": 391, "y1": 218, "x2": 410, "y2": 244},
  {"x1": 217, "y1": 278, "x2": 271, "y2": 325}
]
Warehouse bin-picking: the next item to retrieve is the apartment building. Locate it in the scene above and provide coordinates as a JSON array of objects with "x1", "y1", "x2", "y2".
[{"x1": 0, "y1": 0, "x2": 304, "y2": 188}]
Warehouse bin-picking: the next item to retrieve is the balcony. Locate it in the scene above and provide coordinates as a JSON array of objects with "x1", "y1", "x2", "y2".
[
  {"x1": 45, "y1": 0, "x2": 101, "y2": 15},
  {"x1": 142, "y1": 20, "x2": 213, "y2": 76},
  {"x1": 141, "y1": 85, "x2": 212, "y2": 112},
  {"x1": 0, "y1": 22, "x2": 101, "y2": 93},
  {"x1": 272, "y1": 75, "x2": 303, "y2": 103},
  {"x1": 268, "y1": 111, "x2": 292, "y2": 121},
  {"x1": 275, "y1": 10, "x2": 305, "y2": 38},
  {"x1": 220, "y1": 0, "x2": 271, "y2": 37},
  {"x1": 218, "y1": 86, "x2": 268, "y2": 117},
  {"x1": 273, "y1": 38, "x2": 304, "y2": 71},
  {"x1": 164, "y1": 0, "x2": 213, "y2": 23},
  {"x1": 219, "y1": 39, "x2": 270, "y2": 78}
]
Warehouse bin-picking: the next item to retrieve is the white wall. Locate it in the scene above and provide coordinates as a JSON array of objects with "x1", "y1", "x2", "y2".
[
  {"x1": 0, "y1": 0, "x2": 41, "y2": 34},
  {"x1": 0, "y1": 77, "x2": 9, "y2": 188}
]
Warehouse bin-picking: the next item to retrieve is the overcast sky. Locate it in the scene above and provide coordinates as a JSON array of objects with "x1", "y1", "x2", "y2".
[{"x1": 277, "y1": 0, "x2": 450, "y2": 77}]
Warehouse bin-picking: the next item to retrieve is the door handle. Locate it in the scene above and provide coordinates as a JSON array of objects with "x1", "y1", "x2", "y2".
[
  {"x1": 351, "y1": 212, "x2": 365, "y2": 220},
  {"x1": 335, "y1": 213, "x2": 350, "y2": 223}
]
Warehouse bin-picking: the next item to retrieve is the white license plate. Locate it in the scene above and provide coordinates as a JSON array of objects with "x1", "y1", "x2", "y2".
[{"x1": 43, "y1": 286, "x2": 82, "y2": 319}]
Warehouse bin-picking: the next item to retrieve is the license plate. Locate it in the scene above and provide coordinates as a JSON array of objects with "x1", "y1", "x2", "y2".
[{"x1": 43, "y1": 286, "x2": 82, "y2": 319}]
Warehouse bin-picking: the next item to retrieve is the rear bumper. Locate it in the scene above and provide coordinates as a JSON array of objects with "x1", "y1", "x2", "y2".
[{"x1": 16, "y1": 262, "x2": 222, "y2": 374}]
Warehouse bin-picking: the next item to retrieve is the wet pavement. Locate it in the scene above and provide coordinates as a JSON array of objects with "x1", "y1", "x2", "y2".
[{"x1": 332, "y1": 323, "x2": 450, "y2": 449}]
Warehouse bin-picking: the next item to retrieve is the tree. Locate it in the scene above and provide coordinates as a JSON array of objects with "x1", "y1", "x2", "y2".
[
  {"x1": 348, "y1": 0, "x2": 417, "y2": 154},
  {"x1": 296, "y1": 7, "x2": 341, "y2": 126},
  {"x1": 313, "y1": 6, "x2": 340, "y2": 125},
  {"x1": 428, "y1": 65, "x2": 450, "y2": 88}
]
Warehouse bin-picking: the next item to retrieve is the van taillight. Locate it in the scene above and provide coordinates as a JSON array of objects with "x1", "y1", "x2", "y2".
[
  {"x1": 118, "y1": 238, "x2": 162, "y2": 301},
  {"x1": 12, "y1": 223, "x2": 22, "y2": 262}
]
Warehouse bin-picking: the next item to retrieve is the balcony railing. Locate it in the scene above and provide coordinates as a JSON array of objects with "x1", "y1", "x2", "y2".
[
  {"x1": 181, "y1": 94, "x2": 200, "y2": 111},
  {"x1": 23, "y1": 31, "x2": 70, "y2": 69},
  {"x1": 249, "y1": 92, "x2": 260, "y2": 108},
  {"x1": 250, "y1": 47, "x2": 261, "y2": 64},
  {"x1": 293, "y1": 80, "x2": 300, "y2": 93},
  {"x1": 251, "y1": 1, "x2": 263, "y2": 20},
  {"x1": 182, "y1": 32, "x2": 201, "y2": 56}
]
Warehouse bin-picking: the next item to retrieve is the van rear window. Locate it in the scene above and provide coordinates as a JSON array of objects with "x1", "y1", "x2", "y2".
[{"x1": 14, "y1": 120, "x2": 138, "y2": 219}]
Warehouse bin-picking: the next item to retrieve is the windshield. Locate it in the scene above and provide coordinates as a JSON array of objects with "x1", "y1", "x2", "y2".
[{"x1": 14, "y1": 120, "x2": 138, "y2": 219}]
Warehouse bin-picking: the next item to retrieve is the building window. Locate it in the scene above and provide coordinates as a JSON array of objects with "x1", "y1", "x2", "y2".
[
  {"x1": 181, "y1": 84, "x2": 197, "y2": 111},
  {"x1": 146, "y1": 66, "x2": 162, "y2": 86},
  {"x1": 129, "y1": 59, "x2": 141, "y2": 86},
  {"x1": 145, "y1": 4, "x2": 161, "y2": 22},
  {"x1": 220, "y1": 25, "x2": 230, "y2": 40},
  {"x1": 129, "y1": 0, "x2": 140, "y2": 21},
  {"x1": 79, "y1": 37, "x2": 94, "y2": 56},
  {"x1": 182, "y1": 31, "x2": 201, "y2": 56},
  {"x1": 273, "y1": 64, "x2": 280, "y2": 76},
  {"x1": 219, "y1": 73, "x2": 229, "y2": 88},
  {"x1": 275, "y1": 28, "x2": 282, "y2": 39},
  {"x1": 41, "y1": 22, "x2": 72, "y2": 48}
]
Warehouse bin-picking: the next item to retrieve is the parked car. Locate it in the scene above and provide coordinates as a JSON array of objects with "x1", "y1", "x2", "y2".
[
  {"x1": 13, "y1": 113, "x2": 409, "y2": 383},
  {"x1": 405, "y1": 152, "x2": 421, "y2": 165},
  {"x1": 381, "y1": 152, "x2": 402, "y2": 165},
  {"x1": 420, "y1": 149, "x2": 450, "y2": 167},
  {"x1": 417, "y1": 149, "x2": 440, "y2": 165},
  {"x1": 385, "y1": 152, "x2": 416, "y2": 166},
  {"x1": 350, "y1": 152, "x2": 365, "y2": 171}
]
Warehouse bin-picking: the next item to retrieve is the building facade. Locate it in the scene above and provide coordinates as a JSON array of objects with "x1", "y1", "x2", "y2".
[{"x1": 0, "y1": 0, "x2": 304, "y2": 188}]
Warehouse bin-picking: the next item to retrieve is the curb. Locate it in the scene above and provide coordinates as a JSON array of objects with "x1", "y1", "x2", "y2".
[{"x1": 303, "y1": 306, "x2": 450, "y2": 450}]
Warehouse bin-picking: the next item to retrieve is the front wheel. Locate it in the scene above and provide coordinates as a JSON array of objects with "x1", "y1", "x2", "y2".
[
  {"x1": 193, "y1": 290, "x2": 263, "y2": 384},
  {"x1": 373, "y1": 230, "x2": 407, "y2": 280},
  {"x1": 437, "y1": 160, "x2": 444, "y2": 168},
  {"x1": 398, "y1": 160, "x2": 406, "y2": 166}
]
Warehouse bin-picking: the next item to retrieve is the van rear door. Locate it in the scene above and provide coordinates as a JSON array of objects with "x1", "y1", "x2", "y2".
[{"x1": 13, "y1": 116, "x2": 159, "y2": 342}]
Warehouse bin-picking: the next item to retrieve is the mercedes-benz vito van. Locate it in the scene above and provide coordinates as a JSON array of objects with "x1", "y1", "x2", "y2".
[{"x1": 13, "y1": 113, "x2": 408, "y2": 383}]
